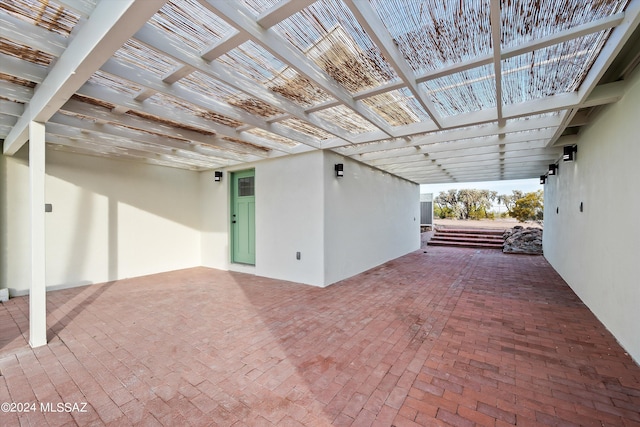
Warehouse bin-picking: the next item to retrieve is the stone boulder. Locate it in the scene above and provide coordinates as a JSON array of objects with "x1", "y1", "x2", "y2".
[{"x1": 503, "y1": 226, "x2": 543, "y2": 254}]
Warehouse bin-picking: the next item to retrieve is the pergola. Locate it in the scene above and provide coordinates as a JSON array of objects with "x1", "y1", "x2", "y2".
[{"x1": 2, "y1": 0, "x2": 639, "y2": 185}]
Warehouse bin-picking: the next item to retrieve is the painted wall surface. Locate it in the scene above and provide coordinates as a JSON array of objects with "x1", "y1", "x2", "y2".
[
  {"x1": 1, "y1": 149, "x2": 202, "y2": 295},
  {"x1": 543, "y1": 69, "x2": 640, "y2": 364},
  {"x1": 255, "y1": 152, "x2": 325, "y2": 286},
  {"x1": 200, "y1": 150, "x2": 418, "y2": 287},
  {"x1": 201, "y1": 152, "x2": 325, "y2": 286},
  {"x1": 200, "y1": 169, "x2": 230, "y2": 271},
  {"x1": 324, "y1": 152, "x2": 421, "y2": 286}
]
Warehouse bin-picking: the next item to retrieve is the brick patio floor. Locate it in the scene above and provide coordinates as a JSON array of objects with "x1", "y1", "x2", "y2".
[{"x1": 1, "y1": 247, "x2": 639, "y2": 426}]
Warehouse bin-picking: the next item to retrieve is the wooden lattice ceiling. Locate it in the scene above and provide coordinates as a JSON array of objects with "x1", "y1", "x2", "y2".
[{"x1": 1, "y1": 0, "x2": 639, "y2": 183}]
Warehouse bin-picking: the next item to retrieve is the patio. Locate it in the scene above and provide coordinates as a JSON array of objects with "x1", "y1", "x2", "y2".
[{"x1": 1, "y1": 245, "x2": 639, "y2": 426}]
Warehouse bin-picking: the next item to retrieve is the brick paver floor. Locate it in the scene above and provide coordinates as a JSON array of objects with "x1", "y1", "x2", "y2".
[{"x1": 1, "y1": 247, "x2": 639, "y2": 426}]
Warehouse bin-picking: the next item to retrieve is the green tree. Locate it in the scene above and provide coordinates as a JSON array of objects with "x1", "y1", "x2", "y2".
[
  {"x1": 511, "y1": 190, "x2": 544, "y2": 222},
  {"x1": 434, "y1": 189, "x2": 459, "y2": 218},
  {"x1": 457, "y1": 189, "x2": 497, "y2": 220},
  {"x1": 497, "y1": 190, "x2": 524, "y2": 217}
]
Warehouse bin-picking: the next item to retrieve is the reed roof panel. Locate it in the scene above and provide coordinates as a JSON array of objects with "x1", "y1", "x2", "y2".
[
  {"x1": 146, "y1": 92, "x2": 244, "y2": 128},
  {"x1": 501, "y1": 0, "x2": 630, "y2": 48},
  {"x1": 421, "y1": 65, "x2": 496, "y2": 117},
  {"x1": 0, "y1": 0, "x2": 82, "y2": 37},
  {"x1": 0, "y1": 37, "x2": 55, "y2": 66},
  {"x1": 502, "y1": 31, "x2": 612, "y2": 104},
  {"x1": 369, "y1": 0, "x2": 491, "y2": 74},
  {"x1": 311, "y1": 105, "x2": 379, "y2": 134},
  {"x1": 88, "y1": 71, "x2": 142, "y2": 97},
  {"x1": 362, "y1": 88, "x2": 432, "y2": 127},
  {"x1": 273, "y1": 0, "x2": 398, "y2": 93},
  {"x1": 245, "y1": 128, "x2": 299, "y2": 147},
  {"x1": 279, "y1": 118, "x2": 334, "y2": 140},
  {"x1": 149, "y1": 0, "x2": 234, "y2": 51},
  {"x1": 113, "y1": 40, "x2": 179, "y2": 78}
]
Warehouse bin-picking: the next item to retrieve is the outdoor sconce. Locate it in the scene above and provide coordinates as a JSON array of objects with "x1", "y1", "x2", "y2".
[
  {"x1": 334, "y1": 163, "x2": 344, "y2": 177},
  {"x1": 548, "y1": 163, "x2": 557, "y2": 176},
  {"x1": 563, "y1": 145, "x2": 577, "y2": 162},
  {"x1": 540, "y1": 175, "x2": 547, "y2": 184},
  {"x1": 214, "y1": 171, "x2": 223, "y2": 182}
]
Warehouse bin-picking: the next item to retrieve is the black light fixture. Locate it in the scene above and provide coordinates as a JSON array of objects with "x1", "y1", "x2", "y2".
[
  {"x1": 334, "y1": 163, "x2": 344, "y2": 177},
  {"x1": 214, "y1": 171, "x2": 223, "y2": 182},
  {"x1": 548, "y1": 163, "x2": 557, "y2": 176},
  {"x1": 563, "y1": 145, "x2": 577, "y2": 162},
  {"x1": 540, "y1": 175, "x2": 547, "y2": 184}
]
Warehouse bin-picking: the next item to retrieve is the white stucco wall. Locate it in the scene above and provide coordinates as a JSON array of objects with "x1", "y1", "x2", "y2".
[
  {"x1": 543, "y1": 69, "x2": 640, "y2": 364},
  {"x1": 1, "y1": 149, "x2": 202, "y2": 295},
  {"x1": 200, "y1": 152, "x2": 326, "y2": 286},
  {"x1": 324, "y1": 152, "x2": 421, "y2": 286},
  {"x1": 199, "y1": 150, "x2": 419, "y2": 287}
]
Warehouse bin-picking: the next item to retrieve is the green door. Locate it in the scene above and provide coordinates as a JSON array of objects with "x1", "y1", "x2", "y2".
[{"x1": 231, "y1": 169, "x2": 255, "y2": 265}]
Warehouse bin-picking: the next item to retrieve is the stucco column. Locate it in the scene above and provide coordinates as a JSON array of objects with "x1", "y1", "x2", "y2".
[{"x1": 29, "y1": 121, "x2": 47, "y2": 348}]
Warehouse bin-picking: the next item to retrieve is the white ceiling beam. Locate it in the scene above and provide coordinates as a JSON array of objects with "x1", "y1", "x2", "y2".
[
  {"x1": 0, "y1": 99, "x2": 25, "y2": 117},
  {"x1": 342, "y1": 114, "x2": 562, "y2": 157},
  {"x1": 415, "y1": 56, "x2": 493, "y2": 84},
  {"x1": 0, "y1": 52, "x2": 48, "y2": 84},
  {"x1": 46, "y1": 121, "x2": 228, "y2": 167},
  {"x1": 200, "y1": 0, "x2": 396, "y2": 137},
  {"x1": 162, "y1": 64, "x2": 196, "y2": 84},
  {"x1": 49, "y1": 112, "x2": 262, "y2": 164},
  {"x1": 0, "y1": 80, "x2": 34, "y2": 103},
  {"x1": 502, "y1": 12, "x2": 625, "y2": 60},
  {"x1": 413, "y1": 12, "x2": 625, "y2": 86},
  {"x1": 0, "y1": 13, "x2": 68, "y2": 57},
  {"x1": 369, "y1": 136, "x2": 558, "y2": 167},
  {"x1": 133, "y1": 23, "x2": 354, "y2": 143},
  {"x1": 385, "y1": 153, "x2": 559, "y2": 174},
  {"x1": 415, "y1": 163, "x2": 549, "y2": 176},
  {"x1": 45, "y1": 132, "x2": 219, "y2": 169},
  {"x1": 48, "y1": 142, "x2": 205, "y2": 171},
  {"x1": 548, "y1": 0, "x2": 640, "y2": 147},
  {"x1": 3, "y1": 0, "x2": 168, "y2": 155},
  {"x1": 99, "y1": 57, "x2": 325, "y2": 149},
  {"x1": 60, "y1": 98, "x2": 272, "y2": 158},
  {"x1": 343, "y1": 0, "x2": 442, "y2": 128},
  {"x1": 256, "y1": 0, "x2": 317, "y2": 29},
  {"x1": 490, "y1": 0, "x2": 504, "y2": 125},
  {"x1": 76, "y1": 82, "x2": 298, "y2": 155},
  {"x1": 54, "y1": 0, "x2": 97, "y2": 18},
  {"x1": 200, "y1": 31, "x2": 248, "y2": 61}
]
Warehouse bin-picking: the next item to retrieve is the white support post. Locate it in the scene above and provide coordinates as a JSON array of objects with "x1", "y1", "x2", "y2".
[{"x1": 29, "y1": 120, "x2": 47, "y2": 348}]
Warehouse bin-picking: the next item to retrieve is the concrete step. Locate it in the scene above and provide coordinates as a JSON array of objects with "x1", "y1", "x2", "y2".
[
  {"x1": 428, "y1": 240, "x2": 504, "y2": 249},
  {"x1": 435, "y1": 227, "x2": 505, "y2": 236},
  {"x1": 431, "y1": 233, "x2": 504, "y2": 241},
  {"x1": 430, "y1": 236, "x2": 503, "y2": 245},
  {"x1": 429, "y1": 227, "x2": 505, "y2": 250}
]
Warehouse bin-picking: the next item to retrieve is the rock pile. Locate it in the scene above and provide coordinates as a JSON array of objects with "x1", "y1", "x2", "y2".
[{"x1": 503, "y1": 226, "x2": 543, "y2": 254}]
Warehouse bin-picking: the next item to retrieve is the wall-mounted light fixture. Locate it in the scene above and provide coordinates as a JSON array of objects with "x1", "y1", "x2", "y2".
[
  {"x1": 334, "y1": 163, "x2": 344, "y2": 177},
  {"x1": 214, "y1": 171, "x2": 223, "y2": 182},
  {"x1": 548, "y1": 163, "x2": 557, "y2": 176},
  {"x1": 539, "y1": 175, "x2": 547, "y2": 184},
  {"x1": 563, "y1": 145, "x2": 577, "y2": 162}
]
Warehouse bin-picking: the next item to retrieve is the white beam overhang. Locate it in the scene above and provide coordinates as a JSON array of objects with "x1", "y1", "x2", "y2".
[
  {"x1": 132, "y1": 23, "x2": 353, "y2": 143},
  {"x1": 3, "y1": 0, "x2": 169, "y2": 155},
  {"x1": 59, "y1": 98, "x2": 272, "y2": 158}
]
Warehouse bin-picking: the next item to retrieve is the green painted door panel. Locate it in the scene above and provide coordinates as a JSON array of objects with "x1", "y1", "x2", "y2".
[{"x1": 231, "y1": 170, "x2": 255, "y2": 265}]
